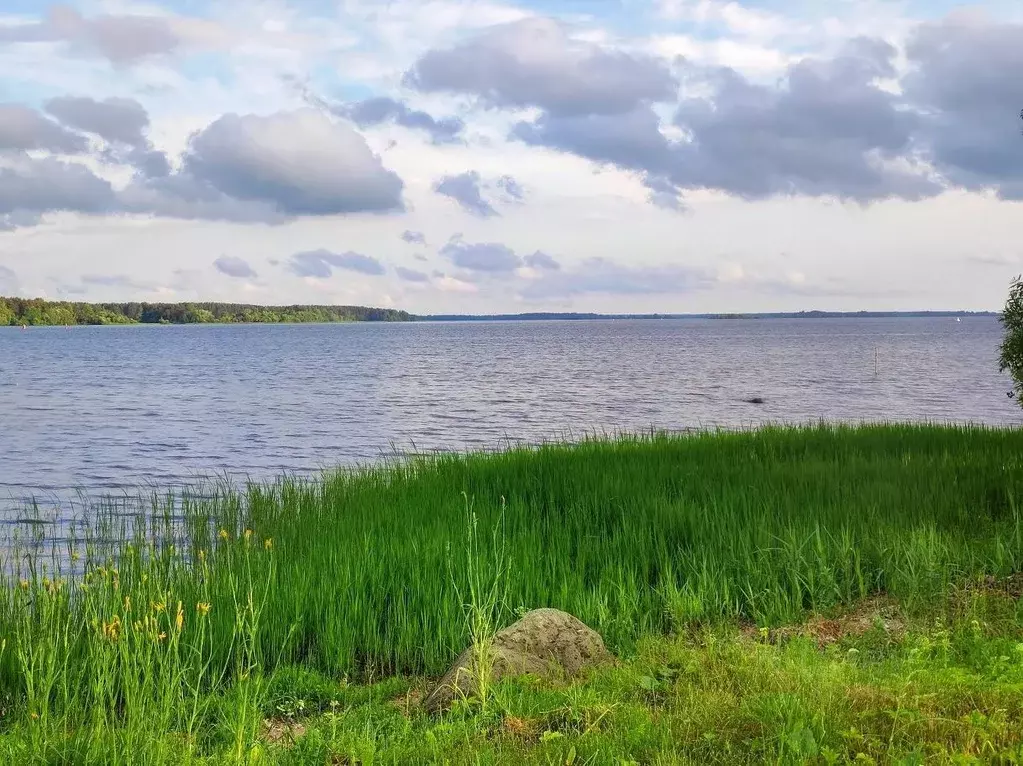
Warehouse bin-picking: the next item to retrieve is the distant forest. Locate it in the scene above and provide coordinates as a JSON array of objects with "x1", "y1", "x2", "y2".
[
  {"x1": 0, "y1": 297, "x2": 997, "y2": 327},
  {"x1": 0, "y1": 297, "x2": 411, "y2": 326},
  {"x1": 424, "y1": 310, "x2": 998, "y2": 321}
]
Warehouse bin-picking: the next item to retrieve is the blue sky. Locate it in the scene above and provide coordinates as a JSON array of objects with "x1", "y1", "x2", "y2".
[{"x1": 0, "y1": 0, "x2": 1021, "y2": 313}]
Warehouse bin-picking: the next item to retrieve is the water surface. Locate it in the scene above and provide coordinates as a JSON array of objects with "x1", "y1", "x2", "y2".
[{"x1": 1, "y1": 317, "x2": 1018, "y2": 512}]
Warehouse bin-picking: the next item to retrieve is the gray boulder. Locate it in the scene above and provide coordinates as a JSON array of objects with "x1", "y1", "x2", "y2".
[{"x1": 423, "y1": 608, "x2": 611, "y2": 713}]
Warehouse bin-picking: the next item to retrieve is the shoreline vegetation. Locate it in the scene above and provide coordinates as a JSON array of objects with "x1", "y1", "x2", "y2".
[
  {"x1": 0, "y1": 296, "x2": 996, "y2": 326},
  {"x1": 0, "y1": 297, "x2": 412, "y2": 326},
  {"x1": 1, "y1": 424, "x2": 1022, "y2": 763}
]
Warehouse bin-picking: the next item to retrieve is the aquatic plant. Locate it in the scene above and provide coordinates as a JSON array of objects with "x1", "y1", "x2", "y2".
[{"x1": 0, "y1": 423, "x2": 1020, "y2": 761}]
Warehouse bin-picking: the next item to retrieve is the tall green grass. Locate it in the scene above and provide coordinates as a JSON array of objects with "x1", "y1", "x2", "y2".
[{"x1": 0, "y1": 423, "x2": 1021, "y2": 761}]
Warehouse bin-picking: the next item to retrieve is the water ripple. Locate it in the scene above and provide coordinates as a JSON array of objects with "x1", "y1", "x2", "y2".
[{"x1": 0, "y1": 317, "x2": 1019, "y2": 516}]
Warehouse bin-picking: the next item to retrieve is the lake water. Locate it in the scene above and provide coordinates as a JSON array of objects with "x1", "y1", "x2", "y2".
[{"x1": 1, "y1": 317, "x2": 1019, "y2": 513}]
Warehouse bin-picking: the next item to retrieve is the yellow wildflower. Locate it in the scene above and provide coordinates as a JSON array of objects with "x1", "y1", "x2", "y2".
[
  {"x1": 29, "y1": 712, "x2": 38, "y2": 721},
  {"x1": 196, "y1": 602, "x2": 212, "y2": 616},
  {"x1": 157, "y1": 632, "x2": 167, "y2": 642},
  {"x1": 218, "y1": 529, "x2": 229, "y2": 541},
  {"x1": 103, "y1": 616, "x2": 122, "y2": 642},
  {"x1": 19, "y1": 579, "x2": 29, "y2": 590},
  {"x1": 175, "y1": 601, "x2": 184, "y2": 633},
  {"x1": 244, "y1": 529, "x2": 253, "y2": 545},
  {"x1": 152, "y1": 600, "x2": 166, "y2": 613},
  {"x1": 263, "y1": 538, "x2": 273, "y2": 551}
]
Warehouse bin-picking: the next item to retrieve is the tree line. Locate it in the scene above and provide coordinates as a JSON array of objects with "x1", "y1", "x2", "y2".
[{"x1": 0, "y1": 298, "x2": 411, "y2": 326}]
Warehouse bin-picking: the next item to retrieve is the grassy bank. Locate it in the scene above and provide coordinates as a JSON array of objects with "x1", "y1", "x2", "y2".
[
  {"x1": 228, "y1": 586, "x2": 1023, "y2": 764},
  {"x1": 0, "y1": 424, "x2": 1021, "y2": 762}
]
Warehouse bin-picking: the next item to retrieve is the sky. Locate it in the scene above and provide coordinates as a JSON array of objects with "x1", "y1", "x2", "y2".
[{"x1": 0, "y1": 0, "x2": 1022, "y2": 314}]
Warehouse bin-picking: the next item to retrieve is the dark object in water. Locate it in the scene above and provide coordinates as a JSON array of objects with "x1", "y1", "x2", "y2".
[{"x1": 744, "y1": 397, "x2": 766, "y2": 405}]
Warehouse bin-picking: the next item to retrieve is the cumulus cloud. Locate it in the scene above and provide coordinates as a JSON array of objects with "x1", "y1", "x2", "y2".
[
  {"x1": 288, "y1": 249, "x2": 386, "y2": 278},
  {"x1": 396, "y1": 266, "x2": 430, "y2": 282},
  {"x1": 0, "y1": 153, "x2": 118, "y2": 225},
  {"x1": 406, "y1": 17, "x2": 677, "y2": 116},
  {"x1": 127, "y1": 148, "x2": 172, "y2": 179},
  {"x1": 903, "y1": 16, "x2": 1023, "y2": 200},
  {"x1": 44, "y1": 96, "x2": 170, "y2": 178},
  {"x1": 514, "y1": 106, "x2": 669, "y2": 175},
  {"x1": 214, "y1": 255, "x2": 258, "y2": 279},
  {"x1": 0, "y1": 104, "x2": 88, "y2": 153},
  {"x1": 514, "y1": 38, "x2": 941, "y2": 203},
  {"x1": 344, "y1": 97, "x2": 465, "y2": 144},
  {"x1": 434, "y1": 171, "x2": 498, "y2": 217},
  {"x1": 402, "y1": 230, "x2": 427, "y2": 245},
  {"x1": 45, "y1": 96, "x2": 150, "y2": 148},
  {"x1": 119, "y1": 109, "x2": 405, "y2": 222},
  {"x1": 180, "y1": 110, "x2": 404, "y2": 216},
  {"x1": 118, "y1": 173, "x2": 284, "y2": 224},
  {"x1": 1, "y1": 103, "x2": 403, "y2": 228},
  {"x1": 667, "y1": 39, "x2": 939, "y2": 201},
  {"x1": 0, "y1": 5, "x2": 185, "y2": 63},
  {"x1": 441, "y1": 239, "x2": 522, "y2": 272},
  {"x1": 0, "y1": 103, "x2": 403, "y2": 226}
]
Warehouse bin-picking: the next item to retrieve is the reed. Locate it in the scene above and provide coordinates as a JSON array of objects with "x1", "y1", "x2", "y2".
[{"x1": 0, "y1": 423, "x2": 1020, "y2": 762}]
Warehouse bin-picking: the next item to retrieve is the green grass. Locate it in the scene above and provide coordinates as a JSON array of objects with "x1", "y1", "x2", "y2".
[
  {"x1": 0, "y1": 423, "x2": 1021, "y2": 763},
  {"x1": 255, "y1": 586, "x2": 1023, "y2": 765}
]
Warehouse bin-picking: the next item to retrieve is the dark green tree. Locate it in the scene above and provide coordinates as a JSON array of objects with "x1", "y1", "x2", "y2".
[
  {"x1": 999, "y1": 277, "x2": 1023, "y2": 403},
  {"x1": 0, "y1": 296, "x2": 412, "y2": 326},
  {"x1": 1001, "y1": 108, "x2": 1023, "y2": 403}
]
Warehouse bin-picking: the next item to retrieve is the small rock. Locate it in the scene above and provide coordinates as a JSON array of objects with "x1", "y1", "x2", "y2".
[
  {"x1": 743, "y1": 396, "x2": 766, "y2": 404},
  {"x1": 423, "y1": 608, "x2": 611, "y2": 713}
]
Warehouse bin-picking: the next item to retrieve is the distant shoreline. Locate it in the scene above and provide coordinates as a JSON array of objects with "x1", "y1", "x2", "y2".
[
  {"x1": 0, "y1": 296, "x2": 998, "y2": 327},
  {"x1": 420, "y1": 310, "x2": 998, "y2": 321}
]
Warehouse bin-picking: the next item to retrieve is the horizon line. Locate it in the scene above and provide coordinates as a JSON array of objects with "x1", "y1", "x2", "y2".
[{"x1": 0, "y1": 295, "x2": 1001, "y2": 320}]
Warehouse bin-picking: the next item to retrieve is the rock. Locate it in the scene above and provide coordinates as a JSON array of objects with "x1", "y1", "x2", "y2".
[
  {"x1": 743, "y1": 396, "x2": 766, "y2": 404},
  {"x1": 423, "y1": 608, "x2": 612, "y2": 713}
]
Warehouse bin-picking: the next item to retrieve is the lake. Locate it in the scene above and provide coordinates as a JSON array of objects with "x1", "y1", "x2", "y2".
[{"x1": 1, "y1": 317, "x2": 1019, "y2": 513}]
